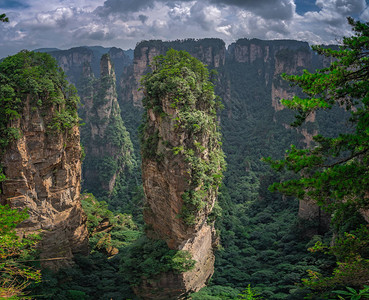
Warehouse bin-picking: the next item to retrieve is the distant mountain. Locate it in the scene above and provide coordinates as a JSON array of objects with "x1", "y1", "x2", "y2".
[
  {"x1": 33, "y1": 47, "x2": 61, "y2": 52},
  {"x1": 38, "y1": 46, "x2": 133, "y2": 84}
]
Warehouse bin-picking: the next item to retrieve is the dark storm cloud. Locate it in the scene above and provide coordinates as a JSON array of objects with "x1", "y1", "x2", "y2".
[
  {"x1": 0, "y1": 0, "x2": 29, "y2": 9},
  {"x1": 138, "y1": 14, "x2": 148, "y2": 23},
  {"x1": 1, "y1": 0, "x2": 369, "y2": 59},
  {"x1": 95, "y1": 0, "x2": 155, "y2": 17},
  {"x1": 208, "y1": 0, "x2": 294, "y2": 20},
  {"x1": 94, "y1": 0, "x2": 294, "y2": 22}
]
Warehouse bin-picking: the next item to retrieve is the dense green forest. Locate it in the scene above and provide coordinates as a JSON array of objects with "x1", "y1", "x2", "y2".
[{"x1": 1, "y1": 18, "x2": 369, "y2": 300}]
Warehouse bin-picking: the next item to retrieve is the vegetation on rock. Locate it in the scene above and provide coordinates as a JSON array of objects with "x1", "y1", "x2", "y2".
[
  {"x1": 78, "y1": 57, "x2": 138, "y2": 213},
  {"x1": 120, "y1": 236, "x2": 196, "y2": 286},
  {"x1": 140, "y1": 48, "x2": 225, "y2": 224},
  {"x1": 28, "y1": 193, "x2": 141, "y2": 299},
  {"x1": 0, "y1": 50, "x2": 80, "y2": 299},
  {"x1": 0, "y1": 50, "x2": 79, "y2": 150}
]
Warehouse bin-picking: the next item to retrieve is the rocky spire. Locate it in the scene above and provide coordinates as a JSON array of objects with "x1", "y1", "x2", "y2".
[{"x1": 138, "y1": 49, "x2": 225, "y2": 299}]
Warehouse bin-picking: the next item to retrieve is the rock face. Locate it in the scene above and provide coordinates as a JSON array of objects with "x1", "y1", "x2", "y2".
[
  {"x1": 44, "y1": 46, "x2": 132, "y2": 86},
  {"x1": 79, "y1": 54, "x2": 134, "y2": 197},
  {"x1": 120, "y1": 38, "x2": 226, "y2": 107},
  {"x1": 138, "y1": 50, "x2": 224, "y2": 299},
  {"x1": 228, "y1": 39, "x2": 312, "y2": 113},
  {"x1": 298, "y1": 197, "x2": 330, "y2": 235},
  {"x1": 49, "y1": 47, "x2": 94, "y2": 85},
  {"x1": 226, "y1": 39, "x2": 330, "y2": 224},
  {"x1": 0, "y1": 52, "x2": 88, "y2": 269}
]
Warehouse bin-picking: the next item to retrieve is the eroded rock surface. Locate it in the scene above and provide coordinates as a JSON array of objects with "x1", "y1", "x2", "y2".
[
  {"x1": 138, "y1": 50, "x2": 224, "y2": 299},
  {"x1": 120, "y1": 39, "x2": 226, "y2": 107},
  {"x1": 79, "y1": 54, "x2": 134, "y2": 197},
  {"x1": 0, "y1": 95, "x2": 88, "y2": 270}
]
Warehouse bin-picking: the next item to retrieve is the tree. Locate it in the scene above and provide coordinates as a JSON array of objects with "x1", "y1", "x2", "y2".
[
  {"x1": 264, "y1": 17, "x2": 369, "y2": 294},
  {"x1": 0, "y1": 205, "x2": 41, "y2": 298},
  {"x1": 0, "y1": 13, "x2": 9, "y2": 22}
]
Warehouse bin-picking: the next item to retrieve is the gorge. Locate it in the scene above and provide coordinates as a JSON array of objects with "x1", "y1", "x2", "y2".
[{"x1": 0, "y1": 37, "x2": 357, "y2": 299}]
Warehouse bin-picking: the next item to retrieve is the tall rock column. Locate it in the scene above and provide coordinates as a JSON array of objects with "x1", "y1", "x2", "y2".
[
  {"x1": 139, "y1": 49, "x2": 225, "y2": 299},
  {"x1": 0, "y1": 51, "x2": 88, "y2": 269},
  {"x1": 80, "y1": 54, "x2": 134, "y2": 199}
]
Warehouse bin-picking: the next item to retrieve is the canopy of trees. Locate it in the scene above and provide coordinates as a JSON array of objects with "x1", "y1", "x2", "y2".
[{"x1": 265, "y1": 18, "x2": 369, "y2": 297}]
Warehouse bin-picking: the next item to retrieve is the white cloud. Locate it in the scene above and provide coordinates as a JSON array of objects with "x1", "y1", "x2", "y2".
[
  {"x1": 0, "y1": 0, "x2": 368, "y2": 58},
  {"x1": 189, "y1": 2, "x2": 222, "y2": 31},
  {"x1": 216, "y1": 24, "x2": 232, "y2": 36}
]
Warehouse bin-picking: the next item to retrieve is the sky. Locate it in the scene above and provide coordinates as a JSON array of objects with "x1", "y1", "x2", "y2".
[{"x1": 0, "y1": 0, "x2": 369, "y2": 58}]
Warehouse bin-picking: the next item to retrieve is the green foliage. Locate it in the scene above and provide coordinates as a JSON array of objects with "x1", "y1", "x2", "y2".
[
  {"x1": 29, "y1": 193, "x2": 141, "y2": 299},
  {"x1": 191, "y1": 284, "x2": 263, "y2": 300},
  {"x1": 238, "y1": 284, "x2": 263, "y2": 299},
  {"x1": 78, "y1": 60, "x2": 139, "y2": 212},
  {"x1": 28, "y1": 252, "x2": 136, "y2": 300},
  {"x1": 140, "y1": 49, "x2": 225, "y2": 224},
  {"x1": 331, "y1": 285, "x2": 369, "y2": 300},
  {"x1": 191, "y1": 285, "x2": 241, "y2": 299},
  {"x1": 0, "y1": 13, "x2": 8, "y2": 22},
  {"x1": 264, "y1": 18, "x2": 369, "y2": 296},
  {"x1": 120, "y1": 235, "x2": 196, "y2": 285},
  {"x1": 81, "y1": 193, "x2": 139, "y2": 253},
  {"x1": 0, "y1": 205, "x2": 41, "y2": 299},
  {"x1": 303, "y1": 225, "x2": 369, "y2": 295},
  {"x1": 0, "y1": 50, "x2": 79, "y2": 140}
]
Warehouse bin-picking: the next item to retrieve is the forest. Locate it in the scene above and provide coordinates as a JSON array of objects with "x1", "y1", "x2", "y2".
[{"x1": 1, "y1": 16, "x2": 369, "y2": 300}]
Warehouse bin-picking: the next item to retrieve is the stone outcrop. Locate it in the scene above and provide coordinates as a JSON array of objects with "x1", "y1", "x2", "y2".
[
  {"x1": 49, "y1": 47, "x2": 94, "y2": 85},
  {"x1": 138, "y1": 50, "x2": 224, "y2": 299},
  {"x1": 120, "y1": 39, "x2": 226, "y2": 107},
  {"x1": 44, "y1": 46, "x2": 132, "y2": 86},
  {"x1": 0, "y1": 97, "x2": 88, "y2": 270},
  {"x1": 227, "y1": 39, "x2": 312, "y2": 112},
  {"x1": 136, "y1": 223, "x2": 216, "y2": 298},
  {"x1": 79, "y1": 54, "x2": 134, "y2": 197}
]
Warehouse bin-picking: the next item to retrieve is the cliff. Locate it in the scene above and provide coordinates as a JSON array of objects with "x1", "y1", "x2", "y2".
[
  {"x1": 79, "y1": 54, "x2": 134, "y2": 199},
  {"x1": 43, "y1": 46, "x2": 132, "y2": 85},
  {"x1": 0, "y1": 51, "x2": 88, "y2": 269},
  {"x1": 227, "y1": 39, "x2": 312, "y2": 112},
  {"x1": 224, "y1": 39, "x2": 332, "y2": 227},
  {"x1": 49, "y1": 47, "x2": 94, "y2": 85},
  {"x1": 120, "y1": 38, "x2": 226, "y2": 107},
  {"x1": 138, "y1": 49, "x2": 225, "y2": 299}
]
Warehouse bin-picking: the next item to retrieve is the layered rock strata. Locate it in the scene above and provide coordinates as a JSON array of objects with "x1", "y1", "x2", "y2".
[
  {"x1": 120, "y1": 38, "x2": 226, "y2": 107},
  {"x1": 0, "y1": 52, "x2": 88, "y2": 269},
  {"x1": 139, "y1": 50, "x2": 225, "y2": 299},
  {"x1": 79, "y1": 54, "x2": 134, "y2": 197}
]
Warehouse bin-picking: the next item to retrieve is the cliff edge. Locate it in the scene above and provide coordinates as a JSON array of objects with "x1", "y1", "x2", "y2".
[{"x1": 0, "y1": 51, "x2": 88, "y2": 269}]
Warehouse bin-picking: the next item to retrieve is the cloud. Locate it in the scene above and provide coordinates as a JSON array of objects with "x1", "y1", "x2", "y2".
[
  {"x1": 0, "y1": 0, "x2": 368, "y2": 59},
  {"x1": 189, "y1": 2, "x2": 222, "y2": 31},
  {"x1": 73, "y1": 23, "x2": 116, "y2": 41},
  {"x1": 34, "y1": 7, "x2": 75, "y2": 28},
  {"x1": 316, "y1": 0, "x2": 366, "y2": 15},
  {"x1": 209, "y1": 0, "x2": 295, "y2": 20},
  {"x1": 138, "y1": 14, "x2": 148, "y2": 23},
  {"x1": 95, "y1": 0, "x2": 155, "y2": 17}
]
